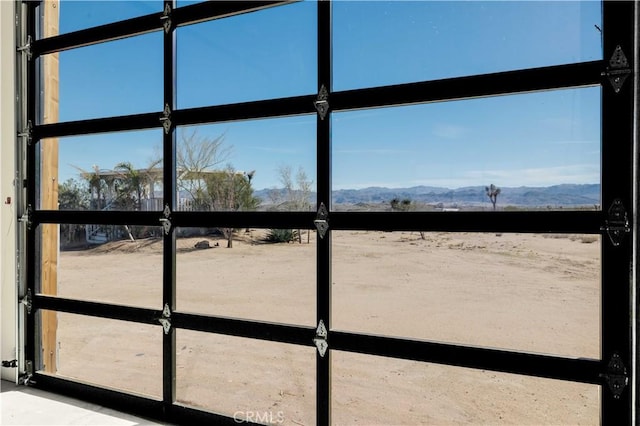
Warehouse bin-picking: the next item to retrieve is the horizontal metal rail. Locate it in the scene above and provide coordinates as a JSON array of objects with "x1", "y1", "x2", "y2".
[
  {"x1": 33, "y1": 112, "x2": 160, "y2": 139},
  {"x1": 173, "y1": 0, "x2": 295, "y2": 28},
  {"x1": 31, "y1": 210, "x2": 317, "y2": 229},
  {"x1": 332, "y1": 61, "x2": 603, "y2": 111},
  {"x1": 31, "y1": 1, "x2": 292, "y2": 56},
  {"x1": 32, "y1": 210, "x2": 162, "y2": 226},
  {"x1": 34, "y1": 294, "x2": 603, "y2": 386},
  {"x1": 35, "y1": 295, "x2": 161, "y2": 325},
  {"x1": 33, "y1": 61, "x2": 602, "y2": 139},
  {"x1": 173, "y1": 95, "x2": 317, "y2": 127},
  {"x1": 34, "y1": 295, "x2": 315, "y2": 347},
  {"x1": 31, "y1": 374, "x2": 246, "y2": 425},
  {"x1": 331, "y1": 331, "x2": 602, "y2": 385},
  {"x1": 173, "y1": 313, "x2": 315, "y2": 347},
  {"x1": 31, "y1": 209, "x2": 602, "y2": 234},
  {"x1": 329, "y1": 210, "x2": 603, "y2": 234},
  {"x1": 30, "y1": 375, "x2": 165, "y2": 417}
]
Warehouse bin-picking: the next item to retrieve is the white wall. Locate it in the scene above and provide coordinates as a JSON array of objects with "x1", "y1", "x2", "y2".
[{"x1": 0, "y1": 0, "x2": 17, "y2": 383}]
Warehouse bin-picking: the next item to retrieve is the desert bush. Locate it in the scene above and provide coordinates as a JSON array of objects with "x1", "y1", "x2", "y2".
[
  {"x1": 264, "y1": 229, "x2": 299, "y2": 243},
  {"x1": 544, "y1": 234, "x2": 599, "y2": 244},
  {"x1": 579, "y1": 235, "x2": 599, "y2": 244}
]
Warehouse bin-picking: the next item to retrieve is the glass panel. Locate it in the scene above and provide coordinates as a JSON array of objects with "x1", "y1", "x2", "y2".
[
  {"x1": 332, "y1": 351, "x2": 599, "y2": 425},
  {"x1": 38, "y1": 311, "x2": 162, "y2": 399},
  {"x1": 332, "y1": 231, "x2": 601, "y2": 359},
  {"x1": 56, "y1": 1, "x2": 162, "y2": 36},
  {"x1": 333, "y1": 1, "x2": 603, "y2": 90},
  {"x1": 37, "y1": 224, "x2": 163, "y2": 309},
  {"x1": 332, "y1": 88, "x2": 601, "y2": 212},
  {"x1": 176, "y1": 118, "x2": 316, "y2": 212},
  {"x1": 177, "y1": 1, "x2": 316, "y2": 108},
  {"x1": 46, "y1": 32, "x2": 162, "y2": 122},
  {"x1": 176, "y1": 228, "x2": 316, "y2": 326},
  {"x1": 40, "y1": 130, "x2": 163, "y2": 211},
  {"x1": 176, "y1": 330, "x2": 315, "y2": 424}
]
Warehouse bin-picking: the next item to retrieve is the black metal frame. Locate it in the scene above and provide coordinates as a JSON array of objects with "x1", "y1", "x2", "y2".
[{"x1": 20, "y1": 1, "x2": 634, "y2": 424}]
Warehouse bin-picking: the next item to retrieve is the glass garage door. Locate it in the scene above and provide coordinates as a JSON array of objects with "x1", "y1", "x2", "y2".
[{"x1": 17, "y1": 1, "x2": 633, "y2": 424}]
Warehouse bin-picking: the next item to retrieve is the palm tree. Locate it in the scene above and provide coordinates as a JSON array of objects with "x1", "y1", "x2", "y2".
[
  {"x1": 72, "y1": 164, "x2": 107, "y2": 210},
  {"x1": 485, "y1": 184, "x2": 501, "y2": 211},
  {"x1": 114, "y1": 159, "x2": 163, "y2": 211},
  {"x1": 114, "y1": 162, "x2": 142, "y2": 210}
]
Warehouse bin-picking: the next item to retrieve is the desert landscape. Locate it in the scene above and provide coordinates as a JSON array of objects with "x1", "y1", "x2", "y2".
[{"x1": 44, "y1": 229, "x2": 601, "y2": 425}]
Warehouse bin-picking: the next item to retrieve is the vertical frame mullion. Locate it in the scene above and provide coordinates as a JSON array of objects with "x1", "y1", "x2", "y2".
[
  {"x1": 316, "y1": 1, "x2": 332, "y2": 425},
  {"x1": 162, "y1": 0, "x2": 177, "y2": 411},
  {"x1": 601, "y1": 1, "x2": 634, "y2": 424},
  {"x1": 25, "y1": 0, "x2": 40, "y2": 374}
]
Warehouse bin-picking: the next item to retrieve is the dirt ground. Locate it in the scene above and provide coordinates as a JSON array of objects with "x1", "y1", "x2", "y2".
[{"x1": 46, "y1": 230, "x2": 601, "y2": 425}]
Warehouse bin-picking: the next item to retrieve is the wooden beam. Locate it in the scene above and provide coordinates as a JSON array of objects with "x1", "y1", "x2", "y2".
[{"x1": 41, "y1": 0, "x2": 59, "y2": 374}]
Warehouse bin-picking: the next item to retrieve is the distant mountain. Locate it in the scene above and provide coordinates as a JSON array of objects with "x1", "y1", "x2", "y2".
[{"x1": 255, "y1": 184, "x2": 601, "y2": 208}]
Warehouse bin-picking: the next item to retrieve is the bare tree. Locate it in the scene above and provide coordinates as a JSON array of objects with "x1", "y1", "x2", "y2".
[
  {"x1": 175, "y1": 129, "x2": 260, "y2": 247},
  {"x1": 296, "y1": 167, "x2": 313, "y2": 243},
  {"x1": 273, "y1": 165, "x2": 314, "y2": 243},
  {"x1": 485, "y1": 184, "x2": 501, "y2": 211},
  {"x1": 176, "y1": 128, "x2": 231, "y2": 211}
]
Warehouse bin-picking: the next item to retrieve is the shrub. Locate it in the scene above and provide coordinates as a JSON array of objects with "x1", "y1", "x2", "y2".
[{"x1": 264, "y1": 229, "x2": 299, "y2": 243}]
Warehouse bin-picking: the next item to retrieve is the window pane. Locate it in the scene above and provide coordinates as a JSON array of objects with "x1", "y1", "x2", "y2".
[
  {"x1": 41, "y1": 130, "x2": 164, "y2": 212},
  {"x1": 332, "y1": 351, "x2": 599, "y2": 425},
  {"x1": 334, "y1": 1, "x2": 602, "y2": 90},
  {"x1": 176, "y1": 330, "x2": 315, "y2": 424},
  {"x1": 177, "y1": 1, "x2": 316, "y2": 108},
  {"x1": 48, "y1": 32, "x2": 162, "y2": 122},
  {"x1": 176, "y1": 228, "x2": 316, "y2": 326},
  {"x1": 37, "y1": 224, "x2": 163, "y2": 309},
  {"x1": 39, "y1": 311, "x2": 162, "y2": 399},
  {"x1": 332, "y1": 88, "x2": 601, "y2": 212},
  {"x1": 332, "y1": 231, "x2": 600, "y2": 359},
  {"x1": 176, "y1": 118, "x2": 316, "y2": 212},
  {"x1": 56, "y1": 1, "x2": 162, "y2": 36}
]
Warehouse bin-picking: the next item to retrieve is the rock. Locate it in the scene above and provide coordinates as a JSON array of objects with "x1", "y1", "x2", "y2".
[{"x1": 194, "y1": 240, "x2": 211, "y2": 249}]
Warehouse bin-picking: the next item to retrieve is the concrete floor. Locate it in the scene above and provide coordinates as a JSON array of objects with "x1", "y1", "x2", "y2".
[{"x1": 1, "y1": 380, "x2": 165, "y2": 425}]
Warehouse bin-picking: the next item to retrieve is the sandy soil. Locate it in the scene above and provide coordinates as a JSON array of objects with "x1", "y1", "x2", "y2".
[{"x1": 46, "y1": 230, "x2": 601, "y2": 425}]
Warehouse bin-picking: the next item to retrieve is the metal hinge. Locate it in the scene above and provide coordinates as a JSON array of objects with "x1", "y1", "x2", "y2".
[
  {"x1": 20, "y1": 288, "x2": 32, "y2": 314},
  {"x1": 18, "y1": 120, "x2": 32, "y2": 145},
  {"x1": 159, "y1": 104, "x2": 172, "y2": 134},
  {"x1": 314, "y1": 85, "x2": 329, "y2": 120},
  {"x1": 2, "y1": 359, "x2": 18, "y2": 368},
  {"x1": 602, "y1": 45, "x2": 631, "y2": 93},
  {"x1": 159, "y1": 304, "x2": 171, "y2": 334},
  {"x1": 18, "y1": 205, "x2": 32, "y2": 230},
  {"x1": 160, "y1": 3, "x2": 172, "y2": 34},
  {"x1": 17, "y1": 35, "x2": 32, "y2": 60},
  {"x1": 313, "y1": 320, "x2": 328, "y2": 357},
  {"x1": 19, "y1": 360, "x2": 35, "y2": 385},
  {"x1": 314, "y1": 203, "x2": 329, "y2": 239},
  {"x1": 600, "y1": 353, "x2": 628, "y2": 399},
  {"x1": 601, "y1": 199, "x2": 630, "y2": 246},
  {"x1": 160, "y1": 204, "x2": 171, "y2": 235}
]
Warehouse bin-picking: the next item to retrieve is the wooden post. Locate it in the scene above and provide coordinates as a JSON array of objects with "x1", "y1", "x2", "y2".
[{"x1": 41, "y1": 0, "x2": 59, "y2": 374}]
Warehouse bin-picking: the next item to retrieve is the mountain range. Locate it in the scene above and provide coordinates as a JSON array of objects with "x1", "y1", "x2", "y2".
[{"x1": 255, "y1": 184, "x2": 601, "y2": 208}]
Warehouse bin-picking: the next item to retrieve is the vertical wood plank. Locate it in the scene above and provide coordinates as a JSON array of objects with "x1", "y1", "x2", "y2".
[{"x1": 41, "y1": 0, "x2": 59, "y2": 374}]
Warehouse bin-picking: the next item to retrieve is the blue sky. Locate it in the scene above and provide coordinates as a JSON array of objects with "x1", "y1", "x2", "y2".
[{"x1": 52, "y1": 0, "x2": 602, "y2": 191}]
